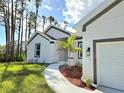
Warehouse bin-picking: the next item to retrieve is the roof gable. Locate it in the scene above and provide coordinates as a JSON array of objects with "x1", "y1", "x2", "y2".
[
  {"x1": 73, "y1": 0, "x2": 123, "y2": 32},
  {"x1": 27, "y1": 32, "x2": 51, "y2": 44},
  {"x1": 44, "y1": 25, "x2": 70, "y2": 40},
  {"x1": 27, "y1": 25, "x2": 71, "y2": 44}
]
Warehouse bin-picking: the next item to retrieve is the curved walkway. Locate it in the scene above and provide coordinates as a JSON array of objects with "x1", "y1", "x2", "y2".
[{"x1": 44, "y1": 64, "x2": 103, "y2": 93}]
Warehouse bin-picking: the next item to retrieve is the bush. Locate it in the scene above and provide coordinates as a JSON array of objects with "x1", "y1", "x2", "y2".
[
  {"x1": 83, "y1": 77, "x2": 92, "y2": 87},
  {"x1": 0, "y1": 54, "x2": 5, "y2": 62},
  {"x1": 15, "y1": 54, "x2": 26, "y2": 62},
  {"x1": 0, "y1": 53, "x2": 26, "y2": 62}
]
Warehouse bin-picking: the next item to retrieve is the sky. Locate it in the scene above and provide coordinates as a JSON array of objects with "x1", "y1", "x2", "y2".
[{"x1": 0, "y1": 0, "x2": 105, "y2": 45}]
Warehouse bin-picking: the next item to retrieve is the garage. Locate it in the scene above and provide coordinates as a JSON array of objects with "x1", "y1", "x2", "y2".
[{"x1": 96, "y1": 41, "x2": 124, "y2": 91}]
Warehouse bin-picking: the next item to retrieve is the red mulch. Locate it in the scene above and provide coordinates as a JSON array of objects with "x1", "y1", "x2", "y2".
[{"x1": 59, "y1": 64, "x2": 96, "y2": 91}]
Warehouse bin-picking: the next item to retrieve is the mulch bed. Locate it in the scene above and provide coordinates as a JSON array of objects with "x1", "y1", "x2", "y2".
[{"x1": 59, "y1": 64, "x2": 96, "y2": 91}]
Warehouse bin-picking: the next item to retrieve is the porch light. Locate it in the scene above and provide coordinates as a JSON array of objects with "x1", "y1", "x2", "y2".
[{"x1": 86, "y1": 47, "x2": 90, "y2": 56}]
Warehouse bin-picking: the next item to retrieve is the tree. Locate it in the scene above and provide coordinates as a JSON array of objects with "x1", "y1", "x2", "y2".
[
  {"x1": 25, "y1": 8, "x2": 29, "y2": 55},
  {"x1": 0, "y1": 0, "x2": 14, "y2": 61},
  {"x1": 42, "y1": 15, "x2": 46, "y2": 31},
  {"x1": 20, "y1": 0, "x2": 25, "y2": 57},
  {"x1": 11, "y1": 0, "x2": 15, "y2": 61},
  {"x1": 54, "y1": 20, "x2": 58, "y2": 26},
  {"x1": 0, "y1": 0, "x2": 38, "y2": 61},
  {"x1": 16, "y1": 16, "x2": 21, "y2": 59},
  {"x1": 34, "y1": 0, "x2": 42, "y2": 32},
  {"x1": 59, "y1": 34, "x2": 82, "y2": 66},
  {"x1": 47, "y1": 16, "x2": 55, "y2": 25},
  {"x1": 28, "y1": 11, "x2": 35, "y2": 39},
  {"x1": 63, "y1": 20, "x2": 68, "y2": 30}
]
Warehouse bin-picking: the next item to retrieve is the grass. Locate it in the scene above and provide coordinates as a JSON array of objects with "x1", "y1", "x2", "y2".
[{"x1": 0, "y1": 62, "x2": 56, "y2": 93}]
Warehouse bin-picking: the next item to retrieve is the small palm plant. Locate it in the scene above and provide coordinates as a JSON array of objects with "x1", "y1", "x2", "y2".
[
  {"x1": 59, "y1": 34, "x2": 82, "y2": 66},
  {"x1": 83, "y1": 77, "x2": 92, "y2": 88}
]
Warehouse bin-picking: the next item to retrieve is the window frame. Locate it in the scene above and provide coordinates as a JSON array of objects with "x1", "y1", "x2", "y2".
[
  {"x1": 78, "y1": 42, "x2": 82, "y2": 59},
  {"x1": 34, "y1": 43, "x2": 41, "y2": 58}
]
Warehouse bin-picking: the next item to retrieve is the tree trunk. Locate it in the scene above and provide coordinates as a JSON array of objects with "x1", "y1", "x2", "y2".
[
  {"x1": 11, "y1": 0, "x2": 14, "y2": 61},
  {"x1": 3, "y1": 4, "x2": 9, "y2": 61},
  {"x1": 5, "y1": 1, "x2": 11, "y2": 61},
  {"x1": 35, "y1": 7, "x2": 38, "y2": 32},
  {"x1": 16, "y1": 18, "x2": 21, "y2": 59},
  {"x1": 28, "y1": 27, "x2": 31, "y2": 40},
  {"x1": 25, "y1": 11, "x2": 28, "y2": 56},
  {"x1": 20, "y1": 1, "x2": 24, "y2": 58}
]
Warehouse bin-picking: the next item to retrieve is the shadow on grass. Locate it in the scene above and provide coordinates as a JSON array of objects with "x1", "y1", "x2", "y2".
[
  {"x1": 11, "y1": 62, "x2": 49, "y2": 66},
  {"x1": 1, "y1": 65, "x2": 43, "y2": 78},
  {"x1": 1, "y1": 62, "x2": 10, "y2": 82},
  {"x1": 0, "y1": 65, "x2": 38, "y2": 92},
  {"x1": 0, "y1": 63, "x2": 55, "y2": 93}
]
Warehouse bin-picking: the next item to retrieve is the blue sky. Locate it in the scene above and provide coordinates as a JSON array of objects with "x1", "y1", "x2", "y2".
[{"x1": 0, "y1": 0, "x2": 104, "y2": 45}]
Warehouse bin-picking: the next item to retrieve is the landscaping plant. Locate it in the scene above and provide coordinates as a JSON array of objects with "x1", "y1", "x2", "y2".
[
  {"x1": 59, "y1": 34, "x2": 82, "y2": 66},
  {"x1": 83, "y1": 77, "x2": 92, "y2": 88}
]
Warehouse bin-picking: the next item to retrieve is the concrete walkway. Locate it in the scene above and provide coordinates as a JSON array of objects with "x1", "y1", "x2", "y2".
[{"x1": 44, "y1": 64, "x2": 103, "y2": 93}]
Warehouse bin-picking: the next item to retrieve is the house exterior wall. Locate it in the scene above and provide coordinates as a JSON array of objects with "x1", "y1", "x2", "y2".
[
  {"x1": 27, "y1": 34, "x2": 68, "y2": 63},
  {"x1": 27, "y1": 34, "x2": 52, "y2": 63},
  {"x1": 82, "y1": 1, "x2": 124, "y2": 80},
  {"x1": 51, "y1": 42, "x2": 68, "y2": 62}
]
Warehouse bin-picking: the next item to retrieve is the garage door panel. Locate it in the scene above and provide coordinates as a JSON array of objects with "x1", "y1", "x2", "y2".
[
  {"x1": 98, "y1": 57, "x2": 124, "y2": 67},
  {"x1": 96, "y1": 41, "x2": 124, "y2": 91}
]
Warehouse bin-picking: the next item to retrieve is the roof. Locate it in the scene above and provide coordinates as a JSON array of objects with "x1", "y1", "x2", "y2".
[
  {"x1": 27, "y1": 31, "x2": 53, "y2": 44},
  {"x1": 44, "y1": 25, "x2": 71, "y2": 40},
  {"x1": 44, "y1": 25, "x2": 71, "y2": 35},
  {"x1": 73, "y1": 0, "x2": 123, "y2": 32},
  {"x1": 27, "y1": 25, "x2": 71, "y2": 44}
]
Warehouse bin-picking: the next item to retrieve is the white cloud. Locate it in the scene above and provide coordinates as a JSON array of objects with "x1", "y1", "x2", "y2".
[
  {"x1": 57, "y1": 7, "x2": 61, "y2": 11},
  {"x1": 63, "y1": 0, "x2": 105, "y2": 24},
  {"x1": 43, "y1": 5, "x2": 53, "y2": 11},
  {"x1": 66, "y1": 27, "x2": 77, "y2": 33}
]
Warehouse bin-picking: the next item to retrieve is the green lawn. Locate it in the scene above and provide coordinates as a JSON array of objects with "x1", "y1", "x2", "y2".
[{"x1": 0, "y1": 62, "x2": 55, "y2": 93}]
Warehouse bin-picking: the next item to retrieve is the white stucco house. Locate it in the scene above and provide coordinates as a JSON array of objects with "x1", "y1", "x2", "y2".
[
  {"x1": 74, "y1": 0, "x2": 124, "y2": 91},
  {"x1": 27, "y1": 25, "x2": 82, "y2": 64}
]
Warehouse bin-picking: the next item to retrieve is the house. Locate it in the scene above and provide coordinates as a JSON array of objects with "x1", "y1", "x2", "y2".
[
  {"x1": 27, "y1": 25, "x2": 82, "y2": 64},
  {"x1": 74, "y1": 0, "x2": 124, "y2": 91}
]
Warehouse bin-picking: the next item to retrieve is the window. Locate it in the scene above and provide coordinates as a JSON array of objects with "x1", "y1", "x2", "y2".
[
  {"x1": 78, "y1": 42, "x2": 82, "y2": 59},
  {"x1": 34, "y1": 43, "x2": 40, "y2": 57}
]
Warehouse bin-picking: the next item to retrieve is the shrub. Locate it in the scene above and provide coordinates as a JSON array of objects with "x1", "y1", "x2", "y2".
[
  {"x1": 15, "y1": 54, "x2": 26, "y2": 62},
  {"x1": 0, "y1": 54, "x2": 4, "y2": 62},
  {"x1": 0, "y1": 53, "x2": 26, "y2": 62},
  {"x1": 83, "y1": 77, "x2": 92, "y2": 87}
]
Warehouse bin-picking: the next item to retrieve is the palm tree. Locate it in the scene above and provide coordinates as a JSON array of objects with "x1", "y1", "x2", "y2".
[
  {"x1": 34, "y1": 0, "x2": 42, "y2": 32},
  {"x1": 59, "y1": 34, "x2": 82, "y2": 66}
]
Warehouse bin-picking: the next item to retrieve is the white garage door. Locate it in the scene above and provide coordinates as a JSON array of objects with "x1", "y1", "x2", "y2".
[{"x1": 96, "y1": 41, "x2": 124, "y2": 91}]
